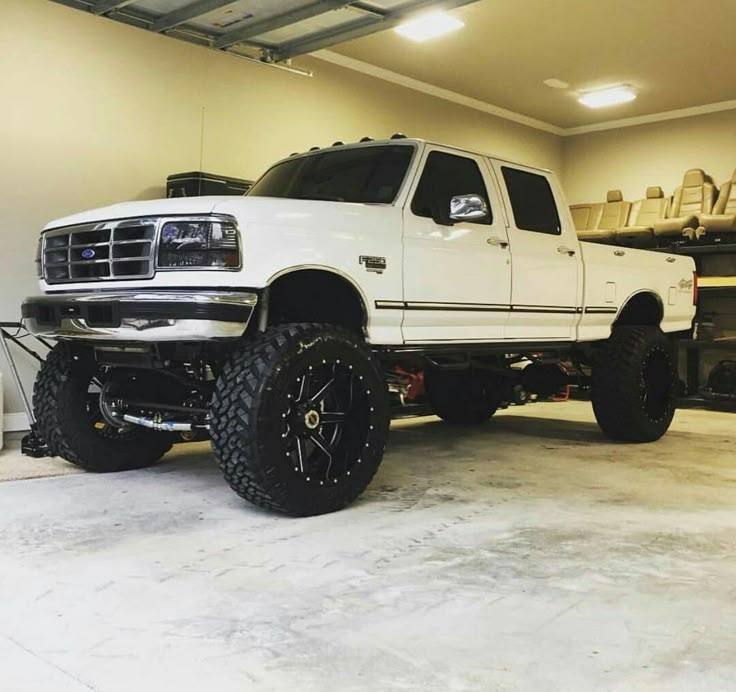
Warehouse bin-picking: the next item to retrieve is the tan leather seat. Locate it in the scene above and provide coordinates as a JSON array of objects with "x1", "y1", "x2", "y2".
[
  {"x1": 570, "y1": 204, "x2": 603, "y2": 231},
  {"x1": 615, "y1": 186, "x2": 669, "y2": 247},
  {"x1": 653, "y1": 169, "x2": 715, "y2": 237},
  {"x1": 577, "y1": 190, "x2": 630, "y2": 244},
  {"x1": 570, "y1": 203, "x2": 603, "y2": 231},
  {"x1": 699, "y1": 169, "x2": 736, "y2": 235}
]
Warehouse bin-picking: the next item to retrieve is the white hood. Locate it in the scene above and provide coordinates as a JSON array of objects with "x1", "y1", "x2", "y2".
[
  {"x1": 43, "y1": 195, "x2": 383, "y2": 231},
  {"x1": 43, "y1": 196, "x2": 239, "y2": 230}
]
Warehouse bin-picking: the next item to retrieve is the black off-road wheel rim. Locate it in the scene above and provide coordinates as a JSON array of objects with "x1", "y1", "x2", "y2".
[
  {"x1": 590, "y1": 326, "x2": 677, "y2": 443},
  {"x1": 210, "y1": 324, "x2": 391, "y2": 516},
  {"x1": 256, "y1": 333, "x2": 391, "y2": 507},
  {"x1": 281, "y1": 360, "x2": 373, "y2": 486}
]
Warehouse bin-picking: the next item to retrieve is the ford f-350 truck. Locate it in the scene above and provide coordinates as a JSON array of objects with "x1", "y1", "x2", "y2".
[{"x1": 23, "y1": 138, "x2": 696, "y2": 515}]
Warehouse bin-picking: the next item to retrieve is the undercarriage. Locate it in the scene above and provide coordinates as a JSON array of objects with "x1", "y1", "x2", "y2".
[
  {"x1": 60, "y1": 339, "x2": 593, "y2": 442},
  {"x1": 29, "y1": 318, "x2": 675, "y2": 517}
]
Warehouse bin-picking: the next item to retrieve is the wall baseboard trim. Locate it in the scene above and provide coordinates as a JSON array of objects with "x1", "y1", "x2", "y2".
[{"x1": 3, "y1": 412, "x2": 30, "y2": 433}]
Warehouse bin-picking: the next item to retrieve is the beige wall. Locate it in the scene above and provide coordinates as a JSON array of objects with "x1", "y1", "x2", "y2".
[
  {"x1": 562, "y1": 110, "x2": 736, "y2": 205},
  {"x1": 0, "y1": 0, "x2": 562, "y2": 419}
]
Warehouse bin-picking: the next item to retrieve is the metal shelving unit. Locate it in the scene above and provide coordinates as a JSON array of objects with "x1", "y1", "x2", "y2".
[{"x1": 663, "y1": 240, "x2": 736, "y2": 411}]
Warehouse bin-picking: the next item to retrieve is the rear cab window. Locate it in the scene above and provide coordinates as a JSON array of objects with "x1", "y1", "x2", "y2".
[{"x1": 501, "y1": 166, "x2": 561, "y2": 235}]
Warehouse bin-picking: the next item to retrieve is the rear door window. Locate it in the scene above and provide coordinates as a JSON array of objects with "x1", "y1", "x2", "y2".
[{"x1": 501, "y1": 166, "x2": 561, "y2": 235}]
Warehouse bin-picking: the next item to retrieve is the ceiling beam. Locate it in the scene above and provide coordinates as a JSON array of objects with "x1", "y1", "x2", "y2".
[
  {"x1": 151, "y1": 0, "x2": 241, "y2": 33},
  {"x1": 50, "y1": 0, "x2": 91, "y2": 10},
  {"x1": 272, "y1": 0, "x2": 480, "y2": 61},
  {"x1": 92, "y1": 0, "x2": 138, "y2": 15},
  {"x1": 213, "y1": 1, "x2": 355, "y2": 50}
]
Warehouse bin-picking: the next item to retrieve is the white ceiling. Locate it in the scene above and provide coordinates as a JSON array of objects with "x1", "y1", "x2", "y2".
[
  {"x1": 330, "y1": 0, "x2": 736, "y2": 131},
  {"x1": 50, "y1": 0, "x2": 736, "y2": 134}
]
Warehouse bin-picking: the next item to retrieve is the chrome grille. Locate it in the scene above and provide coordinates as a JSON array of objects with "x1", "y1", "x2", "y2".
[{"x1": 42, "y1": 219, "x2": 157, "y2": 284}]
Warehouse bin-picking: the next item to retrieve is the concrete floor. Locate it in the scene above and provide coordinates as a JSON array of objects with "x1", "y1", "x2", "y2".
[{"x1": 2, "y1": 401, "x2": 736, "y2": 692}]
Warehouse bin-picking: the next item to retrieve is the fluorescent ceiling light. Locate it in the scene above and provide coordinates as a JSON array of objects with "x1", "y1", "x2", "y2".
[
  {"x1": 578, "y1": 85, "x2": 637, "y2": 108},
  {"x1": 394, "y1": 12, "x2": 464, "y2": 42}
]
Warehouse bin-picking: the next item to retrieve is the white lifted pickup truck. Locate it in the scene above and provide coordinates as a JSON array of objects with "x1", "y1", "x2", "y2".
[{"x1": 24, "y1": 137, "x2": 696, "y2": 516}]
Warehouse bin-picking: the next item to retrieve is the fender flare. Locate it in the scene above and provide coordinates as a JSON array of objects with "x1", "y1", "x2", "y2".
[
  {"x1": 615, "y1": 290, "x2": 664, "y2": 327},
  {"x1": 265, "y1": 264, "x2": 370, "y2": 330}
]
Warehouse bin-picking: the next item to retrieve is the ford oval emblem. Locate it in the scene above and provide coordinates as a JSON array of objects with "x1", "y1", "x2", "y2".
[{"x1": 81, "y1": 248, "x2": 96, "y2": 259}]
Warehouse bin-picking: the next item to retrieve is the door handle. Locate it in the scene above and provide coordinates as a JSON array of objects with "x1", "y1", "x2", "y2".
[
  {"x1": 557, "y1": 246, "x2": 576, "y2": 256},
  {"x1": 487, "y1": 237, "x2": 509, "y2": 249},
  {"x1": 614, "y1": 249, "x2": 626, "y2": 257}
]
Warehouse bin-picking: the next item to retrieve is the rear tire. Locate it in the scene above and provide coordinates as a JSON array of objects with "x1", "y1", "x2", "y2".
[
  {"x1": 591, "y1": 326, "x2": 677, "y2": 442},
  {"x1": 209, "y1": 323, "x2": 390, "y2": 516},
  {"x1": 425, "y1": 367, "x2": 505, "y2": 424},
  {"x1": 33, "y1": 345, "x2": 173, "y2": 471}
]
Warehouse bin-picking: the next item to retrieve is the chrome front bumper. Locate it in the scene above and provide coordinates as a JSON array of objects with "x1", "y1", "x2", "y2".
[{"x1": 22, "y1": 291, "x2": 258, "y2": 342}]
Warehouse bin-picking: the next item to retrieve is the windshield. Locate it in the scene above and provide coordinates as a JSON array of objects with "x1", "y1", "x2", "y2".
[{"x1": 248, "y1": 144, "x2": 414, "y2": 204}]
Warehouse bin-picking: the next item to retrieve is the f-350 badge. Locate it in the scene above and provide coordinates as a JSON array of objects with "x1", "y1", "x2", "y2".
[{"x1": 359, "y1": 256, "x2": 386, "y2": 274}]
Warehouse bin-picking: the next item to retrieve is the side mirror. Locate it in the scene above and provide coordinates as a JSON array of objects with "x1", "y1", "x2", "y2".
[{"x1": 449, "y1": 194, "x2": 489, "y2": 222}]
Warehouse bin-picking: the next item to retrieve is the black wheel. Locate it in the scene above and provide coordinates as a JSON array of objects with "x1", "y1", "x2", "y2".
[
  {"x1": 33, "y1": 345, "x2": 174, "y2": 471},
  {"x1": 209, "y1": 323, "x2": 390, "y2": 516},
  {"x1": 591, "y1": 326, "x2": 677, "y2": 442},
  {"x1": 424, "y1": 367, "x2": 505, "y2": 424}
]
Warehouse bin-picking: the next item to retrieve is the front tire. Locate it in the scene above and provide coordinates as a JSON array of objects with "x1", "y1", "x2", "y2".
[
  {"x1": 209, "y1": 323, "x2": 390, "y2": 516},
  {"x1": 591, "y1": 326, "x2": 677, "y2": 442},
  {"x1": 33, "y1": 345, "x2": 173, "y2": 471},
  {"x1": 424, "y1": 367, "x2": 505, "y2": 424}
]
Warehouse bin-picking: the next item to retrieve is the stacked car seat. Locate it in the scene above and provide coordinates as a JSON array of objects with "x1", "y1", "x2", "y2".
[
  {"x1": 698, "y1": 169, "x2": 736, "y2": 238},
  {"x1": 653, "y1": 169, "x2": 715, "y2": 240},
  {"x1": 571, "y1": 190, "x2": 630, "y2": 245},
  {"x1": 617, "y1": 187, "x2": 669, "y2": 247},
  {"x1": 571, "y1": 167, "x2": 735, "y2": 249}
]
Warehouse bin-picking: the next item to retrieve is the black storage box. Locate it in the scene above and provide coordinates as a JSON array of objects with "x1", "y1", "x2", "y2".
[{"x1": 166, "y1": 171, "x2": 253, "y2": 198}]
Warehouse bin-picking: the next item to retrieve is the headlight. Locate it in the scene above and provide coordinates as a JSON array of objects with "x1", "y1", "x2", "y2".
[{"x1": 157, "y1": 218, "x2": 240, "y2": 269}]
